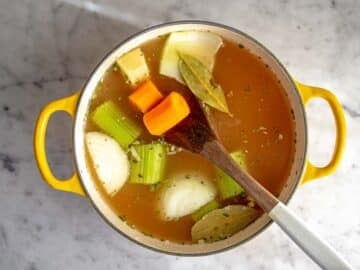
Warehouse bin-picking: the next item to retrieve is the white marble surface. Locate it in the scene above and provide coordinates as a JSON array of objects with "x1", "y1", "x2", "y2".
[{"x1": 0, "y1": 0, "x2": 359, "y2": 269}]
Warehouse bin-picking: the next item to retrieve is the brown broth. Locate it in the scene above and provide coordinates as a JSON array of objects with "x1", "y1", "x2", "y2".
[{"x1": 85, "y1": 35, "x2": 295, "y2": 243}]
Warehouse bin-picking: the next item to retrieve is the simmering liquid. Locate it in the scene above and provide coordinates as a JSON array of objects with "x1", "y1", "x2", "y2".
[{"x1": 85, "y1": 35, "x2": 295, "y2": 243}]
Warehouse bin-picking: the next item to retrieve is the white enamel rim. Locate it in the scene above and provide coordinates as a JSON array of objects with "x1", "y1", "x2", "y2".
[{"x1": 73, "y1": 21, "x2": 307, "y2": 256}]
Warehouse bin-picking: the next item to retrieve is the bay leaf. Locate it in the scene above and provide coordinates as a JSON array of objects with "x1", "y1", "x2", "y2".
[
  {"x1": 178, "y1": 53, "x2": 231, "y2": 115},
  {"x1": 191, "y1": 205, "x2": 260, "y2": 242}
]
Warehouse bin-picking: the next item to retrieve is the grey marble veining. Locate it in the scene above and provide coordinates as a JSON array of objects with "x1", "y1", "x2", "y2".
[{"x1": 0, "y1": 0, "x2": 359, "y2": 269}]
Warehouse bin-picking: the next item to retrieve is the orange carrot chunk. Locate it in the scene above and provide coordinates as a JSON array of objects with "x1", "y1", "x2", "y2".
[
  {"x1": 143, "y1": 92, "x2": 190, "y2": 136},
  {"x1": 129, "y1": 80, "x2": 164, "y2": 113}
]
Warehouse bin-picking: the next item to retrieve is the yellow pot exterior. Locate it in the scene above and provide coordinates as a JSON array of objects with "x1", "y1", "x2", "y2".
[{"x1": 33, "y1": 22, "x2": 348, "y2": 255}]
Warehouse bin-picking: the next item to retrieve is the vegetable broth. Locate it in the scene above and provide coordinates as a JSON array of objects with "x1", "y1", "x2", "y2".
[{"x1": 85, "y1": 35, "x2": 295, "y2": 243}]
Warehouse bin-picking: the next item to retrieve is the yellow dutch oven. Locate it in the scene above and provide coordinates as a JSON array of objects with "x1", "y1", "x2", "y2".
[{"x1": 33, "y1": 21, "x2": 346, "y2": 255}]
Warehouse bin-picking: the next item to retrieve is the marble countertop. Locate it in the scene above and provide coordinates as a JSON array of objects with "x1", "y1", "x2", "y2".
[{"x1": 1, "y1": 0, "x2": 359, "y2": 269}]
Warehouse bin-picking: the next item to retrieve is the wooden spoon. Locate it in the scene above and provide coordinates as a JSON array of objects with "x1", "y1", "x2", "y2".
[{"x1": 164, "y1": 93, "x2": 352, "y2": 270}]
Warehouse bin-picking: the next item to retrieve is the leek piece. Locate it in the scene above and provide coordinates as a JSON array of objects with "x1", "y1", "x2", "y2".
[
  {"x1": 129, "y1": 143, "x2": 167, "y2": 184},
  {"x1": 192, "y1": 200, "x2": 220, "y2": 221},
  {"x1": 216, "y1": 151, "x2": 247, "y2": 200},
  {"x1": 92, "y1": 101, "x2": 142, "y2": 148}
]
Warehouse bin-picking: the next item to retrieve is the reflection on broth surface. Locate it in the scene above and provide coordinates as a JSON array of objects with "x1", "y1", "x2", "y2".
[{"x1": 85, "y1": 34, "x2": 295, "y2": 243}]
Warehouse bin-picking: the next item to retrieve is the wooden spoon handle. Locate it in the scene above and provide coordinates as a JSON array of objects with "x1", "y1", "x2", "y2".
[
  {"x1": 201, "y1": 140, "x2": 353, "y2": 269},
  {"x1": 201, "y1": 140, "x2": 278, "y2": 212}
]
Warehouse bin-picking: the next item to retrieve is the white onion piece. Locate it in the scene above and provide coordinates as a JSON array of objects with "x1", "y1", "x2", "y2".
[
  {"x1": 160, "y1": 31, "x2": 223, "y2": 83},
  {"x1": 158, "y1": 172, "x2": 217, "y2": 220},
  {"x1": 86, "y1": 132, "x2": 129, "y2": 196}
]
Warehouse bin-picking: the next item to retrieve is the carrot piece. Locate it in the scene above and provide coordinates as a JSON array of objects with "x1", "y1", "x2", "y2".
[
  {"x1": 128, "y1": 80, "x2": 164, "y2": 113},
  {"x1": 143, "y1": 92, "x2": 190, "y2": 135}
]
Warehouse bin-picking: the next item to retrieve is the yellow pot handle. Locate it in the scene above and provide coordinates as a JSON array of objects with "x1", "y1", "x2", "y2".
[
  {"x1": 295, "y1": 81, "x2": 347, "y2": 184},
  {"x1": 34, "y1": 92, "x2": 85, "y2": 196}
]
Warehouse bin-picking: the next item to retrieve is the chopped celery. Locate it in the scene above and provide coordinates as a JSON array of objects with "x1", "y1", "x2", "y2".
[
  {"x1": 192, "y1": 200, "x2": 220, "y2": 221},
  {"x1": 92, "y1": 101, "x2": 142, "y2": 148},
  {"x1": 129, "y1": 143, "x2": 167, "y2": 184},
  {"x1": 216, "y1": 151, "x2": 247, "y2": 200}
]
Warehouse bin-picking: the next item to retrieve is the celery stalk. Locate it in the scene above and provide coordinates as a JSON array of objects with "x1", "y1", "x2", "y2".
[
  {"x1": 129, "y1": 143, "x2": 167, "y2": 184},
  {"x1": 92, "y1": 101, "x2": 142, "y2": 148},
  {"x1": 192, "y1": 200, "x2": 220, "y2": 221},
  {"x1": 216, "y1": 151, "x2": 247, "y2": 200}
]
